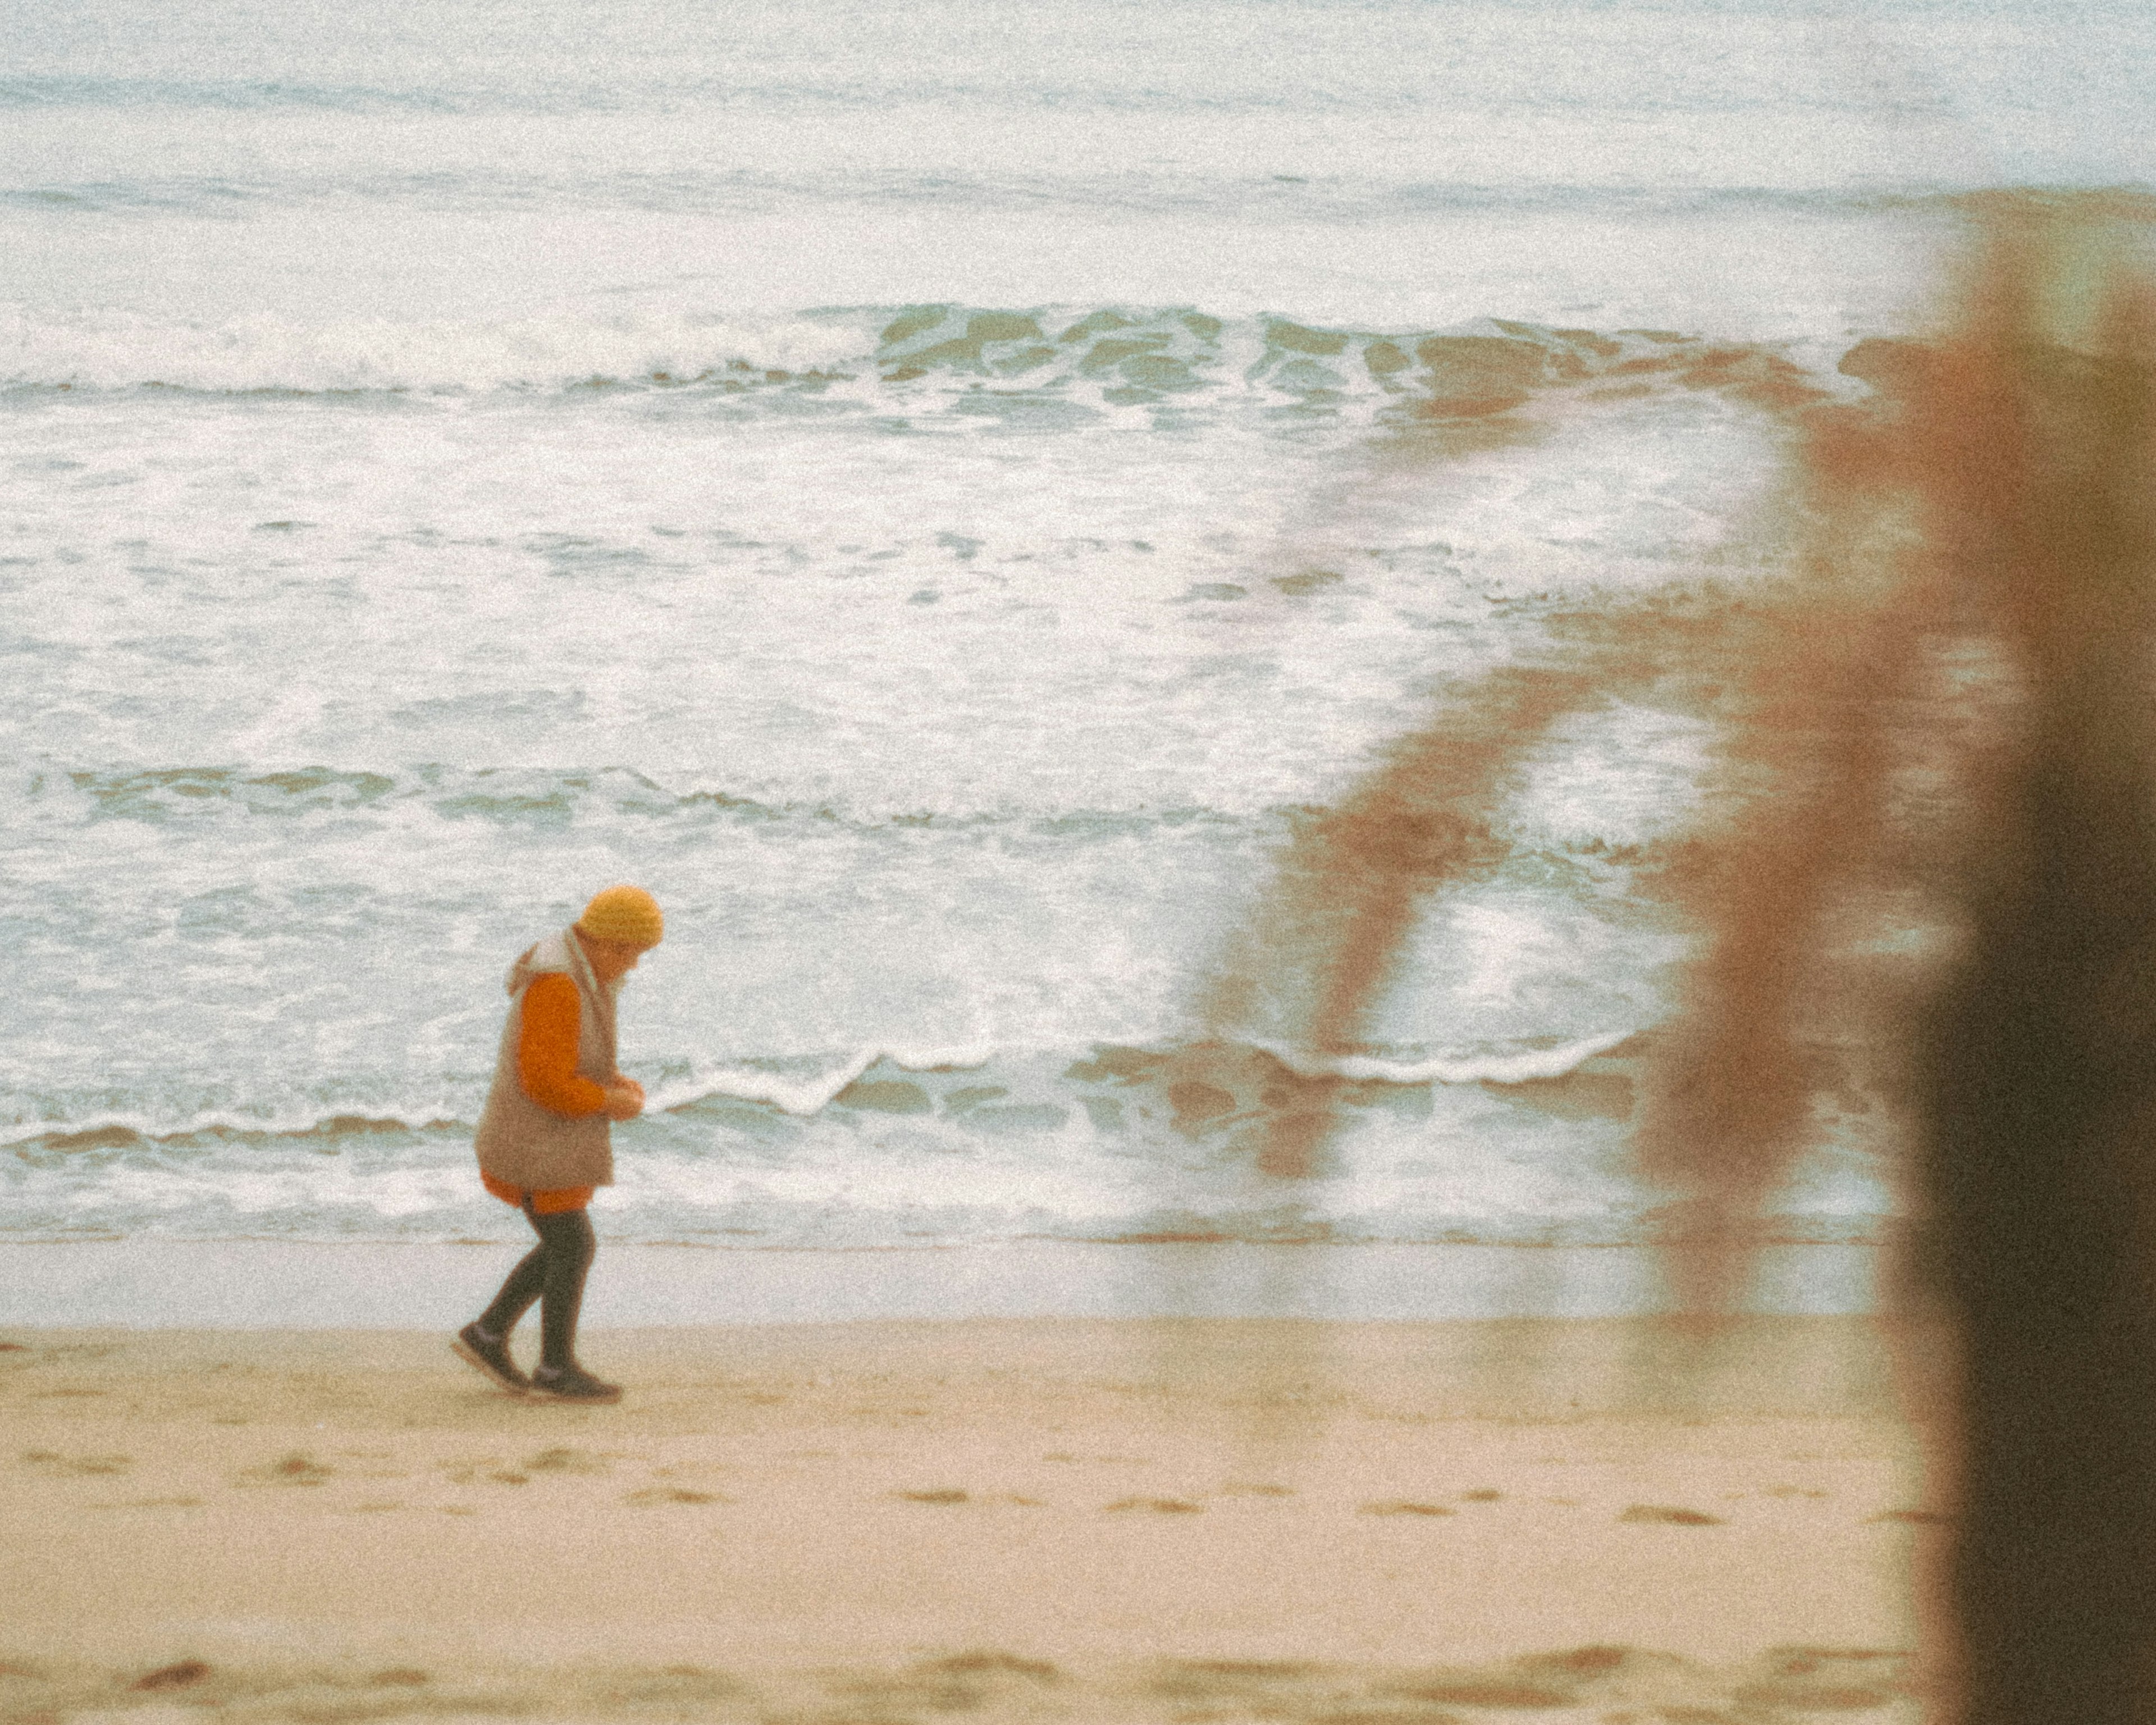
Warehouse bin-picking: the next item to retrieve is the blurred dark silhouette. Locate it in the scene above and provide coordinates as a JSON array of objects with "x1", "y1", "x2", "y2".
[
  {"x1": 1205, "y1": 194, "x2": 2156, "y2": 1722},
  {"x1": 1665, "y1": 197, "x2": 2156, "y2": 1723},
  {"x1": 1899, "y1": 206, "x2": 2156, "y2": 1725}
]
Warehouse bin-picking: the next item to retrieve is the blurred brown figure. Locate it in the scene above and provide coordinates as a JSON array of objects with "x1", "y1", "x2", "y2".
[
  {"x1": 1207, "y1": 199, "x2": 2156, "y2": 1722},
  {"x1": 1893, "y1": 218, "x2": 2156, "y2": 1725}
]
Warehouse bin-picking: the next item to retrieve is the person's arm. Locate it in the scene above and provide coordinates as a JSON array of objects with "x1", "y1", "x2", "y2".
[{"x1": 516, "y1": 973, "x2": 610, "y2": 1117}]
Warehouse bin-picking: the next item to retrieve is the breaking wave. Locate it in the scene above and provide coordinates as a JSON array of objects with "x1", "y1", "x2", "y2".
[
  {"x1": 1, "y1": 1029, "x2": 1641, "y2": 1150},
  {"x1": 0, "y1": 300, "x2": 1849, "y2": 410},
  {"x1": 0, "y1": 1034, "x2": 1877, "y2": 1252},
  {"x1": 0, "y1": 1033, "x2": 1894, "y2": 1248}
]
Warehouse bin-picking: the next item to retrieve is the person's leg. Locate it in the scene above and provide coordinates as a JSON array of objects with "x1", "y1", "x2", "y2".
[
  {"x1": 524, "y1": 1204, "x2": 619, "y2": 1400},
  {"x1": 529, "y1": 1205, "x2": 596, "y2": 1372},
  {"x1": 478, "y1": 1233, "x2": 552, "y2": 1336},
  {"x1": 453, "y1": 1204, "x2": 551, "y2": 1391}
]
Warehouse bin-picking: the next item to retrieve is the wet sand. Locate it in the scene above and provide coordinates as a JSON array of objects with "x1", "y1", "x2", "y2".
[
  {"x1": 0, "y1": 1315, "x2": 1936, "y2": 1722},
  {"x1": 0, "y1": 1239, "x2": 1885, "y2": 1327}
]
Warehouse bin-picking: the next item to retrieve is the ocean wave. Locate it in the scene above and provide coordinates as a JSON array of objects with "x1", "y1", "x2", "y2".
[
  {"x1": 11, "y1": 763, "x2": 1278, "y2": 830},
  {"x1": 2, "y1": 1108, "x2": 466, "y2": 1154},
  {"x1": 0, "y1": 299, "x2": 1849, "y2": 411},
  {"x1": 7, "y1": 763, "x2": 1642, "y2": 852},
  {"x1": 1, "y1": 170, "x2": 2018, "y2": 222},
  {"x1": 0, "y1": 302, "x2": 864, "y2": 396},
  {"x1": 1257, "y1": 1029, "x2": 1640, "y2": 1087},
  {"x1": 0, "y1": 1033, "x2": 1902, "y2": 1251},
  {"x1": 0, "y1": 75, "x2": 473, "y2": 114},
  {"x1": 2, "y1": 1033, "x2": 1643, "y2": 1152},
  {"x1": 672, "y1": 1029, "x2": 1642, "y2": 1121},
  {"x1": 668, "y1": 1046, "x2": 997, "y2": 1117}
]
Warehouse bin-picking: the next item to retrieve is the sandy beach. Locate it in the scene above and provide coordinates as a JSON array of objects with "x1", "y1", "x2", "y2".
[{"x1": 2, "y1": 1311, "x2": 1936, "y2": 1724}]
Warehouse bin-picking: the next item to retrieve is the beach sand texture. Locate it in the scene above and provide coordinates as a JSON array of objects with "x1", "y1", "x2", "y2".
[{"x1": 3, "y1": 1316, "x2": 1934, "y2": 1724}]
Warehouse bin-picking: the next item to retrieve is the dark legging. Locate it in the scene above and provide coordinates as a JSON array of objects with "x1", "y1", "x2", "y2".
[{"x1": 477, "y1": 1202, "x2": 596, "y2": 1371}]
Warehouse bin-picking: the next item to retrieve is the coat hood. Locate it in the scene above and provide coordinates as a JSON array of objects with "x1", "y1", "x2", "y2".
[{"x1": 504, "y1": 927, "x2": 613, "y2": 1000}]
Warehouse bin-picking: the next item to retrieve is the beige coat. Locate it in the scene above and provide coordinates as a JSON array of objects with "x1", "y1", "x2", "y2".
[{"x1": 472, "y1": 928, "x2": 620, "y2": 1190}]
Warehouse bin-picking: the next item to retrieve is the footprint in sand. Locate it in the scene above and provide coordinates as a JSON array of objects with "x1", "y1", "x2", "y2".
[
  {"x1": 132, "y1": 1662, "x2": 211, "y2": 1693},
  {"x1": 442, "y1": 1457, "x2": 568, "y2": 1487},
  {"x1": 1381, "y1": 1676, "x2": 1577, "y2": 1709},
  {"x1": 896, "y1": 1488, "x2": 970, "y2": 1504},
  {"x1": 238, "y1": 1453, "x2": 333, "y2": 1487},
  {"x1": 22, "y1": 1449, "x2": 133, "y2": 1476},
  {"x1": 1459, "y1": 1487, "x2": 1502, "y2": 1502},
  {"x1": 1105, "y1": 1496, "x2": 1202, "y2": 1514},
  {"x1": 1738, "y1": 1647, "x2": 1906, "y2": 1712},
  {"x1": 843, "y1": 1651, "x2": 1066, "y2": 1714},
  {"x1": 625, "y1": 1486, "x2": 726, "y2": 1506},
  {"x1": 524, "y1": 1446, "x2": 610, "y2": 1475},
  {"x1": 1146, "y1": 1659, "x2": 1331, "y2": 1709},
  {"x1": 1301, "y1": 1712, "x2": 1452, "y2": 1724},
  {"x1": 925, "y1": 1653, "x2": 1062, "y2": 1682},
  {"x1": 1618, "y1": 1504, "x2": 1723, "y2": 1526},
  {"x1": 1372, "y1": 1649, "x2": 1646, "y2": 1713}
]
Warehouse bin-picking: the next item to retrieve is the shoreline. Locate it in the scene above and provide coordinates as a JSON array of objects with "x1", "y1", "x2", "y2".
[{"x1": 0, "y1": 1238, "x2": 1888, "y2": 1329}]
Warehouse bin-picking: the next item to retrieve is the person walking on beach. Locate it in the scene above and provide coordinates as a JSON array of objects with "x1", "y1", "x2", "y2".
[{"x1": 452, "y1": 885, "x2": 663, "y2": 1403}]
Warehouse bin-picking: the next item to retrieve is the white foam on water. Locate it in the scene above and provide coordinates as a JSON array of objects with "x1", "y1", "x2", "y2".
[
  {"x1": 0, "y1": 302, "x2": 871, "y2": 393},
  {"x1": 676, "y1": 1046, "x2": 998, "y2": 1119},
  {"x1": 1258, "y1": 1029, "x2": 1637, "y2": 1087}
]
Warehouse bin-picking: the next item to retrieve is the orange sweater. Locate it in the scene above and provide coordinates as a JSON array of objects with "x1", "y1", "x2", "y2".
[
  {"x1": 515, "y1": 973, "x2": 609, "y2": 1117},
  {"x1": 482, "y1": 972, "x2": 604, "y2": 1213}
]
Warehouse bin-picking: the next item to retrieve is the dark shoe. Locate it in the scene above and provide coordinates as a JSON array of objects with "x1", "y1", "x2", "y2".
[
  {"x1": 452, "y1": 1323, "x2": 529, "y2": 1395},
  {"x1": 528, "y1": 1363, "x2": 622, "y2": 1403}
]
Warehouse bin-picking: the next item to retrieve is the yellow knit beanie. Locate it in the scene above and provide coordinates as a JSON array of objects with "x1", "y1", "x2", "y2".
[{"x1": 575, "y1": 884, "x2": 664, "y2": 948}]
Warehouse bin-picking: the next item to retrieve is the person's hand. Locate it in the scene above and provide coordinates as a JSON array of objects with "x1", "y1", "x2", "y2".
[{"x1": 603, "y1": 1080, "x2": 644, "y2": 1121}]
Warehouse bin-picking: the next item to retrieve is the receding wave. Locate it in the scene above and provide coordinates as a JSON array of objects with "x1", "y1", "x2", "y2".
[{"x1": 0, "y1": 299, "x2": 1848, "y2": 412}]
